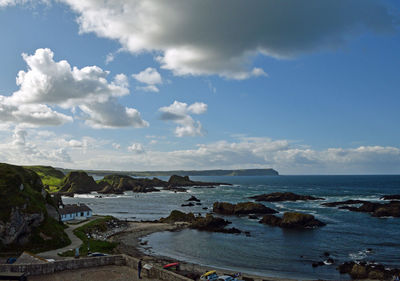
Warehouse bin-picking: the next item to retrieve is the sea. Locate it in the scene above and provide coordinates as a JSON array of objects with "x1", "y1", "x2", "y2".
[{"x1": 63, "y1": 175, "x2": 400, "y2": 280}]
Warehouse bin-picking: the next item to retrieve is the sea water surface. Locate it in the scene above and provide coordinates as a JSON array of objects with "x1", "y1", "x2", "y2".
[{"x1": 63, "y1": 175, "x2": 400, "y2": 280}]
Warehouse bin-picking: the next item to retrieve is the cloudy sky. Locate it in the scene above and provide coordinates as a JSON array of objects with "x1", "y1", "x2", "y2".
[{"x1": 0, "y1": 0, "x2": 399, "y2": 174}]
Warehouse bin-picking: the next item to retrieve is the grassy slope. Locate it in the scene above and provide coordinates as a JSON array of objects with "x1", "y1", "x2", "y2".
[
  {"x1": 59, "y1": 216, "x2": 118, "y2": 257},
  {"x1": 24, "y1": 165, "x2": 65, "y2": 192},
  {"x1": 0, "y1": 163, "x2": 70, "y2": 254}
]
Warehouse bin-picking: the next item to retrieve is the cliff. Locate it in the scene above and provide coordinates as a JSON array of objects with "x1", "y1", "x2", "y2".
[
  {"x1": 0, "y1": 163, "x2": 70, "y2": 253},
  {"x1": 59, "y1": 171, "x2": 100, "y2": 194}
]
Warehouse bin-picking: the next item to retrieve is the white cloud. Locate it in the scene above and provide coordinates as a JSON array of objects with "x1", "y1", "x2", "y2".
[
  {"x1": 0, "y1": 0, "x2": 48, "y2": 7},
  {"x1": 132, "y1": 67, "x2": 162, "y2": 92},
  {"x1": 0, "y1": 48, "x2": 148, "y2": 129},
  {"x1": 128, "y1": 143, "x2": 144, "y2": 153},
  {"x1": 136, "y1": 85, "x2": 159, "y2": 93},
  {"x1": 132, "y1": 67, "x2": 162, "y2": 85},
  {"x1": 0, "y1": 97, "x2": 72, "y2": 127},
  {"x1": 112, "y1": 143, "x2": 121, "y2": 149},
  {"x1": 60, "y1": 0, "x2": 397, "y2": 79},
  {"x1": 159, "y1": 101, "x2": 207, "y2": 137}
]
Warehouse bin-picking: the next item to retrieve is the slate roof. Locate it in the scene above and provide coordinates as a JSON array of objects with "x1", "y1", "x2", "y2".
[{"x1": 59, "y1": 204, "x2": 92, "y2": 215}]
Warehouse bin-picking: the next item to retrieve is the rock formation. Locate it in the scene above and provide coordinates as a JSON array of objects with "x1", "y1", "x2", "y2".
[
  {"x1": 322, "y1": 199, "x2": 400, "y2": 218},
  {"x1": 158, "y1": 210, "x2": 241, "y2": 234},
  {"x1": 213, "y1": 201, "x2": 278, "y2": 215},
  {"x1": 259, "y1": 212, "x2": 326, "y2": 228},
  {"x1": 249, "y1": 192, "x2": 324, "y2": 202},
  {"x1": 59, "y1": 171, "x2": 100, "y2": 194},
  {"x1": 0, "y1": 163, "x2": 69, "y2": 252}
]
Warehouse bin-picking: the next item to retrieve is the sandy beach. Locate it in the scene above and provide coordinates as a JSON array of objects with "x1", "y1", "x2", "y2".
[{"x1": 111, "y1": 221, "x2": 298, "y2": 281}]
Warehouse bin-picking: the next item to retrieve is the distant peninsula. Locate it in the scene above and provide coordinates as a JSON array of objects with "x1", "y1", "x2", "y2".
[{"x1": 60, "y1": 168, "x2": 279, "y2": 177}]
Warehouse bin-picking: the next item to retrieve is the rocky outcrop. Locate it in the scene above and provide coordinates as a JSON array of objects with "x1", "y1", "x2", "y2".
[
  {"x1": 187, "y1": 196, "x2": 200, "y2": 202},
  {"x1": 259, "y1": 212, "x2": 326, "y2": 228},
  {"x1": 338, "y1": 261, "x2": 399, "y2": 280},
  {"x1": 323, "y1": 199, "x2": 400, "y2": 218},
  {"x1": 0, "y1": 163, "x2": 69, "y2": 251},
  {"x1": 213, "y1": 202, "x2": 277, "y2": 215},
  {"x1": 98, "y1": 175, "x2": 165, "y2": 194},
  {"x1": 59, "y1": 171, "x2": 100, "y2": 194},
  {"x1": 249, "y1": 192, "x2": 324, "y2": 202},
  {"x1": 321, "y1": 200, "x2": 366, "y2": 207},
  {"x1": 158, "y1": 210, "x2": 241, "y2": 234},
  {"x1": 381, "y1": 194, "x2": 400, "y2": 200},
  {"x1": 167, "y1": 175, "x2": 230, "y2": 188}
]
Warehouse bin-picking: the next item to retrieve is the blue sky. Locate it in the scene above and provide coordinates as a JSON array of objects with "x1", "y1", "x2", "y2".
[{"x1": 0, "y1": 0, "x2": 399, "y2": 174}]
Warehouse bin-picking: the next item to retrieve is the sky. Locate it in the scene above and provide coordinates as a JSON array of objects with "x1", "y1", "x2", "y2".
[{"x1": 0, "y1": 0, "x2": 399, "y2": 174}]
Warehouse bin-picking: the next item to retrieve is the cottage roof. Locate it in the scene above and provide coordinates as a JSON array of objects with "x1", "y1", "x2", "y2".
[{"x1": 59, "y1": 204, "x2": 91, "y2": 215}]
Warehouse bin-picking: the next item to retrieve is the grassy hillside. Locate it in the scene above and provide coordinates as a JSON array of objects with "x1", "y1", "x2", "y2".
[
  {"x1": 24, "y1": 165, "x2": 65, "y2": 192},
  {"x1": 0, "y1": 163, "x2": 70, "y2": 254}
]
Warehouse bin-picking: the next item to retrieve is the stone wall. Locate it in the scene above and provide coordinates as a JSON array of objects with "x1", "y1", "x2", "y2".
[
  {"x1": 0, "y1": 254, "x2": 193, "y2": 281},
  {"x1": 124, "y1": 255, "x2": 193, "y2": 281},
  {"x1": 0, "y1": 255, "x2": 126, "y2": 276}
]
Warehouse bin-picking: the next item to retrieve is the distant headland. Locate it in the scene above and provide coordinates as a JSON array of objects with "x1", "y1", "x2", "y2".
[{"x1": 60, "y1": 168, "x2": 279, "y2": 177}]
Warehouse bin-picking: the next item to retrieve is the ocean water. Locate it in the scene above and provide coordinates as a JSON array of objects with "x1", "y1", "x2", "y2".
[{"x1": 63, "y1": 175, "x2": 400, "y2": 280}]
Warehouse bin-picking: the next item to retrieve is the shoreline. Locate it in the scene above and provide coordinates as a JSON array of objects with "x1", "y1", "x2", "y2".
[{"x1": 111, "y1": 221, "x2": 300, "y2": 281}]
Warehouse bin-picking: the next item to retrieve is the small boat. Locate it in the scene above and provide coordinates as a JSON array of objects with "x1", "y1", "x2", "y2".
[{"x1": 200, "y1": 270, "x2": 219, "y2": 281}]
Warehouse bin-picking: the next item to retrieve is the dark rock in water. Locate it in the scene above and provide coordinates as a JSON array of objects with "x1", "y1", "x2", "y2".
[
  {"x1": 248, "y1": 215, "x2": 259, "y2": 220},
  {"x1": 244, "y1": 231, "x2": 251, "y2": 237},
  {"x1": 249, "y1": 192, "x2": 324, "y2": 202},
  {"x1": 181, "y1": 203, "x2": 194, "y2": 207},
  {"x1": 158, "y1": 210, "x2": 196, "y2": 223},
  {"x1": 381, "y1": 194, "x2": 400, "y2": 200},
  {"x1": 324, "y1": 251, "x2": 330, "y2": 257},
  {"x1": 324, "y1": 199, "x2": 400, "y2": 218},
  {"x1": 312, "y1": 261, "x2": 325, "y2": 268},
  {"x1": 338, "y1": 261, "x2": 400, "y2": 280},
  {"x1": 97, "y1": 175, "x2": 164, "y2": 194},
  {"x1": 326, "y1": 258, "x2": 334, "y2": 264},
  {"x1": 322, "y1": 199, "x2": 366, "y2": 207},
  {"x1": 168, "y1": 175, "x2": 229, "y2": 188},
  {"x1": 213, "y1": 202, "x2": 278, "y2": 216},
  {"x1": 259, "y1": 214, "x2": 282, "y2": 227},
  {"x1": 196, "y1": 203, "x2": 202, "y2": 206},
  {"x1": 202, "y1": 207, "x2": 208, "y2": 210},
  {"x1": 187, "y1": 196, "x2": 200, "y2": 202},
  {"x1": 259, "y1": 212, "x2": 326, "y2": 228},
  {"x1": 159, "y1": 210, "x2": 242, "y2": 234}
]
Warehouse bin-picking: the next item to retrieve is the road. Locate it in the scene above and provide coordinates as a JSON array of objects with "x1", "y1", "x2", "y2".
[{"x1": 37, "y1": 218, "x2": 94, "y2": 259}]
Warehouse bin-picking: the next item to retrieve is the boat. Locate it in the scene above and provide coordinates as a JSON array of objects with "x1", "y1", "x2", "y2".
[
  {"x1": 163, "y1": 262, "x2": 180, "y2": 270},
  {"x1": 200, "y1": 270, "x2": 219, "y2": 281}
]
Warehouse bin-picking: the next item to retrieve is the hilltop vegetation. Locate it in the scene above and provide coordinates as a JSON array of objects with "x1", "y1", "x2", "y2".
[
  {"x1": 0, "y1": 163, "x2": 70, "y2": 254},
  {"x1": 24, "y1": 165, "x2": 65, "y2": 192}
]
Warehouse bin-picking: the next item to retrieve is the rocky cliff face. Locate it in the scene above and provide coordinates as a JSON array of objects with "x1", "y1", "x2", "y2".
[
  {"x1": 0, "y1": 163, "x2": 69, "y2": 252},
  {"x1": 59, "y1": 171, "x2": 100, "y2": 194}
]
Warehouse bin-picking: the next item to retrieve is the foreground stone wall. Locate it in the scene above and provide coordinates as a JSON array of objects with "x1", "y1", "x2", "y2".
[
  {"x1": 0, "y1": 254, "x2": 193, "y2": 281},
  {"x1": 0, "y1": 255, "x2": 126, "y2": 276}
]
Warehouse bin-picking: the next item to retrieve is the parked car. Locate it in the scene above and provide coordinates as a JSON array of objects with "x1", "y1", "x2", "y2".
[{"x1": 217, "y1": 275, "x2": 243, "y2": 281}]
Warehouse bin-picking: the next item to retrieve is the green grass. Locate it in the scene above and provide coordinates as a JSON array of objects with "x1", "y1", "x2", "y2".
[
  {"x1": 58, "y1": 216, "x2": 118, "y2": 257},
  {"x1": 24, "y1": 166, "x2": 65, "y2": 192}
]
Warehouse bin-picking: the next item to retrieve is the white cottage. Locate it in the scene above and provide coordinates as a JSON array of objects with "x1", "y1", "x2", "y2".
[{"x1": 59, "y1": 204, "x2": 92, "y2": 222}]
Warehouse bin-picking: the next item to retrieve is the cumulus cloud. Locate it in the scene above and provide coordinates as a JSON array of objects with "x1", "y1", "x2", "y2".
[
  {"x1": 0, "y1": 96, "x2": 72, "y2": 127},
  {"x1": 0, "y1": 48, "x2": 148, "y2": 129},
  {"x1": 128, "y1": 143, "x2": 144, "y2": 153},
  {"x1": 60, "y1": 0, "x2": 397, "y2": 79},
  {"x1": 159, "y1": 101, "x2": 207, "y2": 137},
  {"x1": 132, "y1": 67, "x2": 162, "y2": 92},
  {"x1": 0, "y1": 0, "x2": 48, "y2": 7}
]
